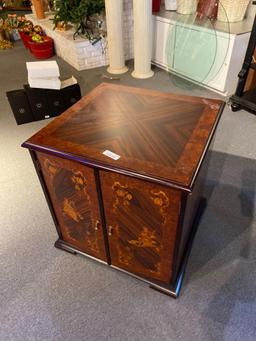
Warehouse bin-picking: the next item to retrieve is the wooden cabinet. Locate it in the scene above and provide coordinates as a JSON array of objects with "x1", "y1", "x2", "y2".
[{"x1": 22, "y1": 83, "x2": 224, "y2": 297}]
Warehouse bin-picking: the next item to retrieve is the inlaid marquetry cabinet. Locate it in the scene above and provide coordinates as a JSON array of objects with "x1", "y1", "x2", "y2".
[{"x1": 22, "y1": 83, "x2": 224, "y2": 297}]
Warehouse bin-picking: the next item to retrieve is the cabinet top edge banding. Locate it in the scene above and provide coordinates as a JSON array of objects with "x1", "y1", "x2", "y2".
[{"x1": 25, "y1": 143, "x2": 192, "y2": 193}]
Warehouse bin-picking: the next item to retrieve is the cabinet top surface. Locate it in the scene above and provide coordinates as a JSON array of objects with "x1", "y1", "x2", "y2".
[{"x1": 23, "y1": 83, "x2": 224, "y2": 190}]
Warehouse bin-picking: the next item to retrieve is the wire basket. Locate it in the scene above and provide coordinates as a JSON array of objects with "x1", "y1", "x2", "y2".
[
  {"x1": 177, "y1": 0, "x2": 198, "y2": 14},
  {"x1": 217, "y1": 0, "x2": 250, "y2": 22}
]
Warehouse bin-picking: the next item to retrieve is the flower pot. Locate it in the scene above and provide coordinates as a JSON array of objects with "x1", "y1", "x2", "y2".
[
  {"x1": 217, "y1": 0, "x2": 250, "y2": 22},
  {"x1": 32, "y1": 48, "x2": 53, "y2": 59},
  {"x1": 28, "y1": 36, "x2": 53, "y2": 51},
  {"x1": 9, "y1": 28, "x2": 20, "y2": 41},
  {"x1": 152, "y1": 0, "x2": 161, "y2": 12},
  {"x1": 19, "y1": 31, "x2": 32, "y2": 49},
  {"x1": 28, "y1": 36, "x2": 54, "y2": 58}
]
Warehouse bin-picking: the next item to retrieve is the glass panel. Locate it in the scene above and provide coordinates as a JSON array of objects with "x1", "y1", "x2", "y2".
[{"x1": 165, "y1": 5, "x2": 230, "y2": 90}]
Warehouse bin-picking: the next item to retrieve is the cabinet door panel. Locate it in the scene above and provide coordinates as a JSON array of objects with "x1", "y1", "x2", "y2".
[
  {"x1": 173, "y1": 26, "x2": 217, "y2": 82},
  {"x1": 100, "y1": 172, "x2": 182, "y2": 283},
  {"x1": 36, "y1": 152, "x2": 107, "y2": 262},
  {"x1": 153, "y1": 19, "x2": 174, "y2": 67}
]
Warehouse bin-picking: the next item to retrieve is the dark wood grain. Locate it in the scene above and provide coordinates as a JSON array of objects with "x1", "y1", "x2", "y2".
[
  {"x1": 100, "y1": 171, "x2": 182, "y2": 283},
  {"x1": 36, "y1": 151, "x2": 107, "y2": 262},
  {"x1": 23, "y1": 83, "x2": 224, "y2": 190}
]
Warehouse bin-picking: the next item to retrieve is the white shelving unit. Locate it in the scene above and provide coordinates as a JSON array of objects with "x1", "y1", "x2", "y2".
[{"x1": 152, "y1": 10, "x2": 253, "y2": 96}]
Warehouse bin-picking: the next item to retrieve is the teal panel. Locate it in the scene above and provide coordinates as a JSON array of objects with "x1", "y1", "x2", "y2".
[{"x1": 173, "y1": 25, "x2": 217, "y2": 83}]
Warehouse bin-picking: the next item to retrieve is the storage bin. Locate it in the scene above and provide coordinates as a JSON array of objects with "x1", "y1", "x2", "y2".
[{"x1": 217, "y1": 0, "x2": 250, "y2": 22}]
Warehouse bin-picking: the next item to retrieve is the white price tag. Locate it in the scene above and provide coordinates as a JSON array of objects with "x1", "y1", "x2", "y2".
[{"x1": 103, "y1": 150, "x2": 120, "y2": 160}]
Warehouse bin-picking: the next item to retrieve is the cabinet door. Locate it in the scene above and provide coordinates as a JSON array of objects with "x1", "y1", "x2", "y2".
[
  {"x1": 100, "y1": 172, "x2": 182, "y2": 283},
  {"x1": 172, "y1": 25, "x2": 229, "y2": 90},
  {"x1": 36, "y1": 152, "x2": 107, "y2": 262},
  {"x1": 153, "y1": 19, "x2": 174, "y2": 67},
  {"x1": 173, "y1": 25, "x2": 217, "y2": 83}
]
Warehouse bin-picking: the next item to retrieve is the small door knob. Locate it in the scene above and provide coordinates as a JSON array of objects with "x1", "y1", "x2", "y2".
[
  {"x1": 95, "y1": 220, "x2": 100, "y2": 231},
  {"x1": 108, "y1": 225, "x2": 114, "y2": 236}
]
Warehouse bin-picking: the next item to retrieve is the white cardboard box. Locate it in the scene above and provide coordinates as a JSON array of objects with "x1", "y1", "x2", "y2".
[
  {"x1": 28, "y1": 77, "x2": 61, "y2": 90},
  {"x1": 26, "y1": 61, "x2": 60, "y2": 78},
  {"x1": 28, "y1": 76, "x2": 78, "y2": 90}
]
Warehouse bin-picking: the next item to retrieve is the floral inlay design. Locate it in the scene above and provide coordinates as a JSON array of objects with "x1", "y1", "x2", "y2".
[
  {"x1": 128, "y1": 227, "x2": 160, "y2": 252},
  {"x1": 44, "y1": 158, "x2": 58, "y2": 177},
  {"x1": 63, "y1": 198, "x2": 83, "y2": 223},
  {"x1": 111, "y1": 181, "x2": 165, "y2": 274},
  {"x1": 112, "y1": 181, "x2": 133, "y2": 210},
  {"x1": 150, "y1": 190, "x2": 169, "y2": 224},
  {"x1": 71, "y1": 170, "x2": 87, "y2": 191},
  {"x1": 87, "y1": 238, "x2": 99, "y2": 253},
  {"x1": 119, "y1": 249, "x2": 133, "y2": 266},
  {"x1": 114, "y1": 223, "x2": 133, "y2": 266}
]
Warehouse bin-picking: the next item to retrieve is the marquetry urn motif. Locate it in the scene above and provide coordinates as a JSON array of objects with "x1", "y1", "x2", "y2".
[{"x1": 22, "y1": 83, "x2": 224, "y2": 297}]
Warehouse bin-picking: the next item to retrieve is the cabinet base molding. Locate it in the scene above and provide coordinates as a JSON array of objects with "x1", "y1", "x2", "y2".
[
  {"x1": 54, "y1": 239, "x2": 108, "y2": 265},
  {"x1": 55, "y1": 240, "x2": 77, "y2": 255}
]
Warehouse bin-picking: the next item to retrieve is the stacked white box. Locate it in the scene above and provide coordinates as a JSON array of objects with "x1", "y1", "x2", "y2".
[
  {"x1": 27, "y1": 77, "x2": 61, "y2": 90},
  {"x1": 26, "y1": 61, "x2": 61, "y2": 89}
]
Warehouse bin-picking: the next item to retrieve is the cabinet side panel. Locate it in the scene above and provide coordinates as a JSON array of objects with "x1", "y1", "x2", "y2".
[
  {"x1": 100, "y1": 171, "x2": 182, "y2": 284},
  {"x1": 173, "y1": 148, "x2": 211, "y2": 277},
  {"x1": 36, "y1": 151, "x2": 107, "y2": 262}
]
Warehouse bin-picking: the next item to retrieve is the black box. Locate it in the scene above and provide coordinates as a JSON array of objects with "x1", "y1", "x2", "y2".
[
  {"x1": 24, "y1": 85, "x2": 51, "y2": 121},
  {"x1": 6, "y1": 90, "x2": 35, "y2": 125},
  {"x1": 24, "y1": 83, "x2": 82, "y2": 119},
  {"x1": 62, "y1": 84, "x2": 81, "y2": 110},
  {"x1": 46, "y1": 89, "x2": 66, "y2": 117}
]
